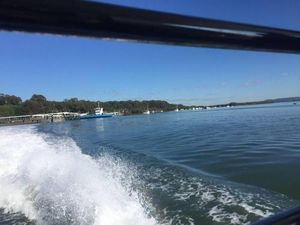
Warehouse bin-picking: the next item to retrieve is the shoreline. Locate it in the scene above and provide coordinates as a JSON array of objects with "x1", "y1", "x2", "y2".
[{"x1": 1, "y1": 101, "x2": 298, "y2": 127}]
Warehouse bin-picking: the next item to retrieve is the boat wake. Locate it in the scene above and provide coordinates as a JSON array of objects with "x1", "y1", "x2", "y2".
[
  {"x1": 0, "y1": 125, "x2": 297, "y2": 225},
  {"x1": 0, "y1": 126, "x2": 156, "y2": 225}
]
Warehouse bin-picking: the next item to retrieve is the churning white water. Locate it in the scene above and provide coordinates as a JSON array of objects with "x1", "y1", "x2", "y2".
[{"x1": 0, "y1": 126, "x2": 157, "y2": 225}]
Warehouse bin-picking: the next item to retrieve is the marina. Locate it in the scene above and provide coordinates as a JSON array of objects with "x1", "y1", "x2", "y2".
[{"x1": 0, "y1": 103, "x2": 115, "y2": 125}]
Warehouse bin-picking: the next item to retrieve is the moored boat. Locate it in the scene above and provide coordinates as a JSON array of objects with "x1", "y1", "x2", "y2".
[{"x1": 80, "y1": 103, "x2": 113, "y2": 119}]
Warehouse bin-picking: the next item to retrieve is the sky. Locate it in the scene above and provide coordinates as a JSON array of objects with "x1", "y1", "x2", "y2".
[{"x1": 0, "y1": 0, "x2": 300, "y2": 105}]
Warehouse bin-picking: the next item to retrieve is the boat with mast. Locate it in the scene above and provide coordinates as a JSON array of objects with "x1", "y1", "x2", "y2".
[{"x1": 143, "y1": 104, "x2": 151, "y2": 114}]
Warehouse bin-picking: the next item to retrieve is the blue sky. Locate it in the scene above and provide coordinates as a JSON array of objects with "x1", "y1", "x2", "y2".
[{"x1": 0, "y1": 0, "x2": 300, "y2": 105}]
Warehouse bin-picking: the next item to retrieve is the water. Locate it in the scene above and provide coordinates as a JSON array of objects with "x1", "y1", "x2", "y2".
[{"x1": 0, "y1": 103, "x2": 300, "y2": 225}]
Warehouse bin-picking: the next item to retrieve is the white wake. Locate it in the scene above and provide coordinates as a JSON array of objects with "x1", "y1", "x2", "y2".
[{"x1": 0, "y1": 126, "x2": 156, "y2": 225}]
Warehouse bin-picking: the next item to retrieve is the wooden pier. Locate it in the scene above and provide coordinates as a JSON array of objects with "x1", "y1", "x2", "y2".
[{"x1": 0, "y1": 112, "x2": 80, "y2": 126}]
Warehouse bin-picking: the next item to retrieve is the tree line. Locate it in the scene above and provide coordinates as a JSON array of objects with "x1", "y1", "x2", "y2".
[{"x1": 0, "y1": 93, "x2": 186, "y2": 117}]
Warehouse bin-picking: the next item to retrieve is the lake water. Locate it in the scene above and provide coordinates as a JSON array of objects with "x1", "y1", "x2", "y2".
[{"x1": 0, "y1": 103, "x2": 300, "y2": 225}]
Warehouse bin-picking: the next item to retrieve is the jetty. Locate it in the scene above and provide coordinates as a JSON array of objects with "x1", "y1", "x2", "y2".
[{"x1": 0, "y1": 112, "x2": 80, "y2": 126}]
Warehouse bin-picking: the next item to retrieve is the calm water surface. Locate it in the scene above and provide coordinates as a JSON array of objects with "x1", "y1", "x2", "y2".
[{"x1": 0, "y1": 103, "x2": 299, "y2": 225}]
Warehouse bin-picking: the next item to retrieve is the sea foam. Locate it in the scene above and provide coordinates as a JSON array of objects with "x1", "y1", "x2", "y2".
[{"x1": 0, "y1": 126, "x2": 156, "y2": 225}]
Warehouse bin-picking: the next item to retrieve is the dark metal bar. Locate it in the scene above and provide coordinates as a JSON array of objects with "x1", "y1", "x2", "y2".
[{"x1": 0, "y1": 0, "x2": 299, "y2": 53}]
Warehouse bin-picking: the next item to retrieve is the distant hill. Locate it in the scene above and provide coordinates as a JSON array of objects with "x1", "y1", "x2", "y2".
[
  {"x1": 212, "y1": 97, "x2": 300, "y2": 107},
  {"x1": 271, "y1": 97, "x2": 300, "y2": 103}
]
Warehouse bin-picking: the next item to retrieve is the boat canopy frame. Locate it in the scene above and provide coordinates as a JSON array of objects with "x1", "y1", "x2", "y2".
[{"x1": 0, "y1": 0, "x2": 299, "y2": 54}]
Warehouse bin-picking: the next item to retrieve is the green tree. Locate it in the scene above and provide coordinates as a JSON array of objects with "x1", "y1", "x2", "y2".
[
  {"x1": 0, "y1": 94, "x2": 22, "y2": 105},
  {"x1": 30, "y1": 94, "x2": 47, "y2": 103}
]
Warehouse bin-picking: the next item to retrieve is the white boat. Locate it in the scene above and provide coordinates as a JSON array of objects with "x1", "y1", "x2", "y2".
[
  {"x1": 95, "y1": 104, "x2": 104, "y2": 115},
  {"x1": 80, "y1": 102, "x2": 113, "y2": 119}
]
